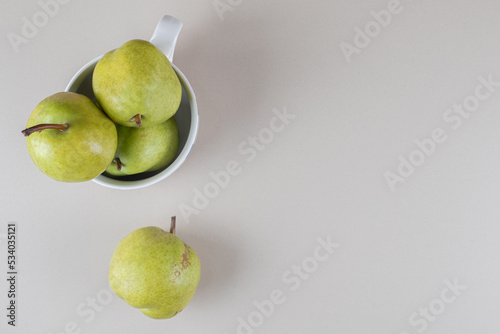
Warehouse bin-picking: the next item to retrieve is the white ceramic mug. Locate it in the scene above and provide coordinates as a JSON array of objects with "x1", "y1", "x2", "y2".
[{"x1": 65, "y1": 15, "x2": 198, "y2": 190}]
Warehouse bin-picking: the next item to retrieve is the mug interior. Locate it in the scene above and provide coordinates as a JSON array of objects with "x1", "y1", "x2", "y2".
[{"x1": 65, "y1": 58, "x2": 197, "y2": 189}]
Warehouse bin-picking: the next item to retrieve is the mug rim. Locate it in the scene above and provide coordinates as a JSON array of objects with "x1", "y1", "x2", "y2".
[{"x1": 65, "y1": 57, "x2": 199, "y2": 190}]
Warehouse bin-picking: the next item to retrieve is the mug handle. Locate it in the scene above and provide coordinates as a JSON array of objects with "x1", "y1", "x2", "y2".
[{"x1": 150, "y1": 15, "x2": 183, "y2": 62}]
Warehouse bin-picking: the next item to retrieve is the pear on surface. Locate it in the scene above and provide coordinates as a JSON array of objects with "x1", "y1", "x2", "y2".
[
  {"x1": 22, "y1": 92, "x2": 117, "y2": 182},
  {"x1": 105, "y1": 117, "x2": 179, "y2": 177},
  {"x1": 109, "y1": 217, "x2": 201, "y2": 319},
  {"x1": 92, "y1": 39, "x2": 182, "y2": 128}
]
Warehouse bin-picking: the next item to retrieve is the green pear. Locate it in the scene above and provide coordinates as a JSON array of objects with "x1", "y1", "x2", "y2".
[
  {"x1": 105, "y1": 117, "x2": 179, "y2": 176},
  {"x1": 109, "y1": 217, "x2": 201, "y2": 319},
  {"x1": 92, "y1": 39, "x2": 182, "y2": 128},
  {"x1": 22, "y1": 92, "x2": 117, "y2": 182}
]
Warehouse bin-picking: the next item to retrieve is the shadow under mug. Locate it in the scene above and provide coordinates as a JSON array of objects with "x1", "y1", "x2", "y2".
[{"x1": 65, "y1": 15, "x2": 198, "y2": 190}]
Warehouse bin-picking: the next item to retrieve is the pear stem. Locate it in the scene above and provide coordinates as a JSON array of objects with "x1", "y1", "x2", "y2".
[
  {"x1": 134, "y1": 114, "x2": 142, "y2": 128},
  {"x1": 170, "y1": 216, "x2": 176, "y2": 234},
  {"x1": 22, "y1": 123, "x2": 69, "y2": 137},
  {"x1": 115, "y1": 158, "x2": 123, "y2": 171}
]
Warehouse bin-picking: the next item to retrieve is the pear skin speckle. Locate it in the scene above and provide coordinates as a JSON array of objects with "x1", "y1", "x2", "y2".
[
  {"x1": 25, "y1": 92, "x2": 117, "y2": 182},
  {"x1": 105, "y1": 117, "x2": 179, "y2": 176},
  {"x1": 109, "y1": 226, "x2": 201, "y2": 319},
  {"x1": 93, "y1": 40, "x2": 182, "y2": 128}
]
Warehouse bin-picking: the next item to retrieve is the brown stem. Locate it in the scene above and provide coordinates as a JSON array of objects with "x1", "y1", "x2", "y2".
[
  {"x1": 134, "y1": 114, "x2": 142, "y2": 128},
  {"x1": 22, "y1": 123, "x2": 69, "y2": 137},
  {"x1": 170, "y1": 216, "x2": 176, "y2": 234},
  {"x1": 115, "y1": 158, "x2": 123, "y2": 171}
]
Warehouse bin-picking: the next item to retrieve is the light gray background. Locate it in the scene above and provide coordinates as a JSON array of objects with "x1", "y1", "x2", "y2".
[{"x1": 1, "y1": 0, "x2": 500, "y2": 333}]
